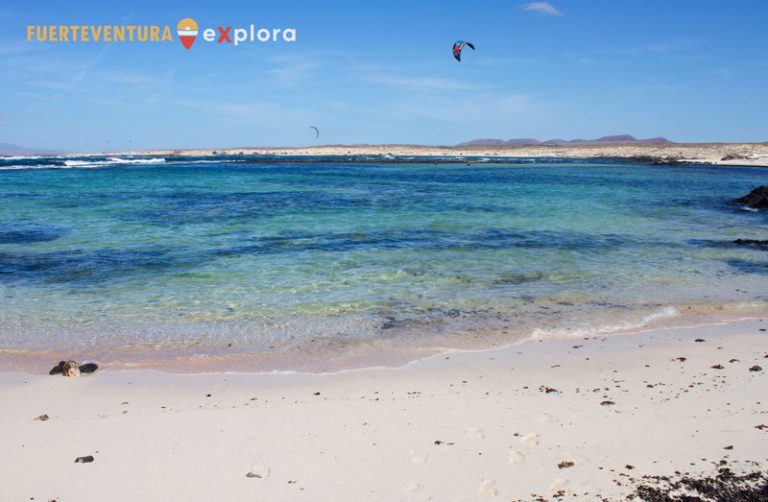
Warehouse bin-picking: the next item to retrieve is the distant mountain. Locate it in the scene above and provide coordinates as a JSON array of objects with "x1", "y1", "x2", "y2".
[
  {"x1": 456, "y1": 135, "x2": 673, "y2": 147},
  {"x1": 0, "y1": 143, "x2": 60, "y2": 156}
]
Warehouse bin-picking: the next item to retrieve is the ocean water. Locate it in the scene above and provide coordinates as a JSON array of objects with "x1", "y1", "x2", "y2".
[{"x1": 0, "y1": 156, "x2": 767, "y2": 371}]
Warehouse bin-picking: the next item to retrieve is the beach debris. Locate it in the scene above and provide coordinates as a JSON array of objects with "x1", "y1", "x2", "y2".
[
  {"x1": 246, "y1": 464, "x2": 270, "y2": 479},
  {"x1": 433, "y1": 440, "x2": 455, "y2": 446},
  {"x1": 694, "y1": 338, "x2": 705, "y2": 343},
  {"x1": 732, "y1": 186, "x2": 768, "y2": 210},
  {"x1": 313, "y1": 391, "x2": 320, "y2": 396},
  {"x1": 49, "y1": 360, "x2": 98, "y2": 377},
  {"x1": 452, "y1": 40, "x2": 475, "y2": 62},
  {"x1": 724, "y1": 445, "x2": 734, "y2": 450},
  {"x1": 749, "y1": 365, "x2": 762, "y2": 372},
  {"x1": 729, "y1": 358, "x2": 740, "y2": 363},
  {"x1": 621, "y1": 461, "x2": 768, "y2": 500},
  {"x1": 74, "y1": 455, "x2": 94, "y2": 463},
  {"x1": 625, "y1": 464, "x2": 635, "y2": 470},
  {"x1": 539, "y1": 385, "x2": 559, "y2": 394},
  {"x1": 34, "y1": 414, "x2": 49, "y2": 421},
  {"x1": 600, "y1": 400, "x2": 615, "y2": 406},
  {"x1": 755, "y1": 424, "x2": 768, "y2": 431},
  {"x1": 711, "y1": 364, "x2": 724, "y2": 370},
  {"x1": 674, "y1": 357, "x2": 687, "y2": 362},
  {"x1": 558, "y1": 460, "x2": 575, "y2": 469}
]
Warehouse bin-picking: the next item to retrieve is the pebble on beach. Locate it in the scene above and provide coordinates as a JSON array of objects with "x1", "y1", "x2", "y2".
[{"x1": 49, "y1": 361, "x2": 99, "y2": 377}]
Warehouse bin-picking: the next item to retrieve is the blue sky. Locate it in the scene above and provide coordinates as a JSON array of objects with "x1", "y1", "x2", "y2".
[{"x1": 1, "y1": 0, "x2": 767, "y2": 151}]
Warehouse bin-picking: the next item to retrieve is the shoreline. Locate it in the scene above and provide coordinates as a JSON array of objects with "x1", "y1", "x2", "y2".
[
  {"x1": 2, "y1": 317, "x2": 766, "y2": 500},
  {"x1": 2, "y1": 302, "x2": 766, "y2": 376},
  {"x1": 3, "y1": 142, "x2": 768, "y2": 168}
]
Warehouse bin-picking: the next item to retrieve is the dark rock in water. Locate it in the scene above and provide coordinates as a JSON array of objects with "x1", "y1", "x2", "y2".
[
  {"x1": 49, "y1": 360, "x2": 98, "y2": 376},
  {"x1": 732, "y1": 186, "x2": 768, "y2": 209},
  {"x1": 74, "y1": 455, "x2": 94, "y2": 463},
  {"x1": 733, "y1": 239, "x2": 768, "y2": 249}
]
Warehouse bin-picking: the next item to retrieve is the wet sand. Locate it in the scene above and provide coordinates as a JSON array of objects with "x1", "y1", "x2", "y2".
[{"x1": 1, "y1": 317, "x2": 766, "y2": 501}]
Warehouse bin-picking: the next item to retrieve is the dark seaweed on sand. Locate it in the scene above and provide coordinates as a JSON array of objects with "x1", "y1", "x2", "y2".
[
  {"x1": 624, "y1": 466, "x2": 768, "y2": 502},
  {"x1": 516, "y1": 464, "x2": 767, "y2": 502}
]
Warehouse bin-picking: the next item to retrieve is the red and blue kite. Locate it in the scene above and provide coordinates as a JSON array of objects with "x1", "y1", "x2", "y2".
[{"x1": 452, "y1": 40, "x2": 475, "y2": 62}]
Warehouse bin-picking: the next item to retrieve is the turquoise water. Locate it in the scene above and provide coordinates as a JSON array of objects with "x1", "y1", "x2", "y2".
[{"x1": 1, "y1": 157, "x2": 767, "y2": 370}]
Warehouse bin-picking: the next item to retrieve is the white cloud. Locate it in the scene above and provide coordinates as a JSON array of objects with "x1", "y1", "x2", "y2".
[
  {"x1": 365, "y1": 74, "x2": 485, "y2": 92},
  {"x1": 266, "y1": 55, "x2": 320, "y2": 85},
  {"x1": 522, "y1": 2, "x2": 563, "y2": 16}
]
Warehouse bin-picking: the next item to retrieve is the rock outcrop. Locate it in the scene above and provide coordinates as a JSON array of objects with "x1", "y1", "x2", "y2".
[{"x1": 733, "y1": 186, "x2": 768, "y2": 209}]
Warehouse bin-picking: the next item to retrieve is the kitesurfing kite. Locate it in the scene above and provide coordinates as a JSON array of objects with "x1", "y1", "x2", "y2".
[
  {"x1": 452, "y1": 40, "x2": 475, "y2": 62},
  {"x1": 310, "y1": 126, "x2": 320, "y2": 138}
]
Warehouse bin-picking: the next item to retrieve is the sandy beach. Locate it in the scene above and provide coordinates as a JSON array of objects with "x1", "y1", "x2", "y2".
[{"x1": 2, "y1": 317, "x2": 766, "y2": 501}]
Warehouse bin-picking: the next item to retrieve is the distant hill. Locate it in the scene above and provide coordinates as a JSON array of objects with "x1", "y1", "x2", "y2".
[
  {"x1": 457, "y1": 135, "x2": 673, "y2": 147},
  {"x1": 0, "y1": 143, "x2": 60, "y2": 156}
]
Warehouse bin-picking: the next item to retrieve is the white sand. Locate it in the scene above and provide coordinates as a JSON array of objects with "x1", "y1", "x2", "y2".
[{"x1": 1, "y1": 318, "x2": 766, "y2": 501}]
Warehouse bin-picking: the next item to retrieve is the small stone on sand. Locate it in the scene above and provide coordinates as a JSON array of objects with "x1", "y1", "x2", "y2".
[{"x1": 74, "y1": 455, "x2": 94, "y2": 463}]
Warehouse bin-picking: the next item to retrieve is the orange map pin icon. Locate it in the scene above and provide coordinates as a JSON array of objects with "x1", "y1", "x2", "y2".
[{"x1": 177, "y1": 18, "x2": 198, "y2": 49}]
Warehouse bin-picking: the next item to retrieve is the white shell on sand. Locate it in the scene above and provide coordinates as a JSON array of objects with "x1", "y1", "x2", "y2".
[{"x1": 246, "y1": 464, "x2": 269, "y2": 479}]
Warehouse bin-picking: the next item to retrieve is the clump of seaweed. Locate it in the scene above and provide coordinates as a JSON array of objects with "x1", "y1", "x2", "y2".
[
  {"x1": 625, "y1": 466, "x2": 768, "y2": 502},
  {"x1": 516, "y1": 462, "x2": 767, "y2": 502}
]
